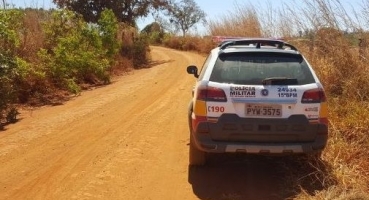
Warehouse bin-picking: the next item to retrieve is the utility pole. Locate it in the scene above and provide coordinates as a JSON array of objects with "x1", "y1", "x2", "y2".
[{"x1": 2, "y1": 0, "x2": 5, "y2": 9}]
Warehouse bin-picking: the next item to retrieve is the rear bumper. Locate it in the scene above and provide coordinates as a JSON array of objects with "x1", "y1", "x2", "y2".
[
  {"x1": 191, "y1": 114, "x2": 328, "y2": 154},
  {"x1": 192, "y1": 137, "x2": 327, "y2": 154}
]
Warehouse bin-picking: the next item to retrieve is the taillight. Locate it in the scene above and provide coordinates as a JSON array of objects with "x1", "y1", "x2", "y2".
[
  {"x1": 301, "y1": 88, "x2": 326, "y2": 103},
  {"x1": 197, "y1": 87, "x2": 227, "y2": 102}
]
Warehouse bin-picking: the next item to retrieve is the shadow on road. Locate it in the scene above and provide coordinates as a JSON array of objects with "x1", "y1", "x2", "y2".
[
  {"x1": 0, "y1": 118, "x2": 23, "y2": 132},
  {"x1": 188, "y1": 154, "x2": 336, "y2": 200},
  {"x1": 146, "y1": 59, "x2": 174, "y2": 68}
]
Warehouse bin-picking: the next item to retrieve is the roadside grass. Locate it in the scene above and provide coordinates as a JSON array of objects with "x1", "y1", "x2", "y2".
[
  {"x1": 207, "y1": 3, "x2": 262, "y2": 38},
  {"x1": 162, "y1": 35, "x2": 215, "y2": 54},
  {"x1": 292, "y1": 28, "x2": 369, "y2": 198},
  {"x1": 290, "y1": 98, "x2": 369, "y2": 199}
]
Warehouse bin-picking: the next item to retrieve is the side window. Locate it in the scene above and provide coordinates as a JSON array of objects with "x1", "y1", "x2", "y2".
[{"x1": 198, "y1": 54, "x2": 212, "y2": 80}]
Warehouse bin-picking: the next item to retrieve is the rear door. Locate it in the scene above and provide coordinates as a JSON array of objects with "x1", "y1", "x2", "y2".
[
  {"x1": 207, "y1": 51, "x2": 317, "y2": 119},
  {"x1": 204, "y1": 51, "x2": 325, "y2": 142}
]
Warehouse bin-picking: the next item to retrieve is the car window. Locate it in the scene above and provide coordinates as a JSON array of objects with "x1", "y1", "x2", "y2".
[
  {"x1": 209, "y1": 52, "x2": 315, "y2": 85},
  {"x1": 198, "y1": 54, "x2": 212, "y2": 80}
]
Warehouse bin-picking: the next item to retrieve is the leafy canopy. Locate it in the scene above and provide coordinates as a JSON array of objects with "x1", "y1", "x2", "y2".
[
  {"x1": 166, "y1": 0, "x2": 206, "y2": 36},
  {"x1": 53, "y1": 0, "x2": 169, "y2": 26}
]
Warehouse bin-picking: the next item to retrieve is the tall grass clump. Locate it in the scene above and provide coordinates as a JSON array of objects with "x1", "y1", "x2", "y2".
[
  {"x1": 18, "y1": 8, "x2": 49, "y2": 63},
  {"x1": 208, "y1": 3, "x2": 262, "y2": 37}
]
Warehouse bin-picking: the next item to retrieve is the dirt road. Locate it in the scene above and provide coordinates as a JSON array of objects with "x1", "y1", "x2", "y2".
[{"x1": 0, "y1": 47, "x2": 321, "y2": 200}]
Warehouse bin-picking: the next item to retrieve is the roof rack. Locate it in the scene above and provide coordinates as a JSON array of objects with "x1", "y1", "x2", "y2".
[
  {"x1": 218, "y1": 38, "x2": 298, "y2": 51},
  {"x1": 213, "y1": 36, "x2": 246, "y2": 43}
]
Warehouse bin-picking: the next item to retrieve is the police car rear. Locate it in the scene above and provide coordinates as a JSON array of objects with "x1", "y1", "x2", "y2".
[{"x1": 187, "y1": 39, "x2": 328, "y2": 166}]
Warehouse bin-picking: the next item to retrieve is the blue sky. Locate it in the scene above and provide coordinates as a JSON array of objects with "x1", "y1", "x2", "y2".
[
  {"x1": 6, "y1": 0, "x2": 243, "y2": 32},
  {"x1": 6, "y1": 0, "x2": 55, "y2": 8},
  {"x1": 4, "y1": 0, "x2": 363, "y2": 34}
]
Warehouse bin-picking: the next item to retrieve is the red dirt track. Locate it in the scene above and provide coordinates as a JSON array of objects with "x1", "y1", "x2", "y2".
[{"x1": 0, "y1": 47, "x2": 321, "y2": 200}]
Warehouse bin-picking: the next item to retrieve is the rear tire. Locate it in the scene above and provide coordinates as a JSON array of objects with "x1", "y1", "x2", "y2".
[{"x1": 189, "y1": 134, "x2": 206, "y2": 166}]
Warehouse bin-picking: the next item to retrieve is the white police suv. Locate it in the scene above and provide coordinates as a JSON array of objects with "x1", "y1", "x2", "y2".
[{"x1": 187, "y1": 38, "x2": 328, "y2": 166}]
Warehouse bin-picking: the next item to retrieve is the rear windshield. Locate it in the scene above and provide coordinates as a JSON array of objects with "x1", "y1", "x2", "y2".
[{"x1": 209, "y1": 52, "x2": 315, "y2": 85}]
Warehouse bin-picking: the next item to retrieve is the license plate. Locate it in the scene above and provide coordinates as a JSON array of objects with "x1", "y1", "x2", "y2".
[{"x1": 245, "y1": 104, "x2": 282, "y2": 117}]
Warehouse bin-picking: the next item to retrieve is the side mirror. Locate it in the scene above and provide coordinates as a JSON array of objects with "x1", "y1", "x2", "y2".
[{"x1": 187, "y1": 65, "x2": 199, "y2": 78}]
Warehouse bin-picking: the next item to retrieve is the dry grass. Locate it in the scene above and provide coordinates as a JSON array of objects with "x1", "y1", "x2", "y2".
[
  {"x1": 163, "y1": 35, "x2": 215, "y2": 54},
  {"x1": 208, "y1": 2, "x2": 262, "y2": 37},
  {"x1": 18, "y1": 9, "x2": 47, "y2": 63},
  {"x1": 110, "y1": 56, "x2": 134, "y2": 76}
]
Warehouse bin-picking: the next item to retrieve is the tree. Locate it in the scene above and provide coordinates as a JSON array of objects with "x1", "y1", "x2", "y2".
[
  {"x1": 166, "y1": 0, "x2": 205, "y2": 36},
  {"x1": 98, "y1": 9, "x2": 120, "y2": 58},
  {"x1": 53, "y1": 0, "x2": 169, "y2": 26},
  {"x1": 141, "y1": 22, "x2": 165, "y2": 44}
]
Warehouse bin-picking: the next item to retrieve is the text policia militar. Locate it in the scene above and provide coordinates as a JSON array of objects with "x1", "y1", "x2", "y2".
[{"x1": 230, "y1": 86, "x2": 256, "y2": 97}]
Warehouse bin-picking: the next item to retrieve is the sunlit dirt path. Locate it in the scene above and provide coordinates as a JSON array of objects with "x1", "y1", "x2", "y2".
[{"x1": 0, "y1": 47, "x2": 312, "y2": 200}]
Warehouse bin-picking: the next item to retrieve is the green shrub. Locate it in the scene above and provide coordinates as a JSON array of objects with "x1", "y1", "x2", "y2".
[
  {"x1": 120, "y1": 33, "x2": 150, "y2": 69},
  {"x1": 141, "y1": 22, "x2": 164, "y2": 45},
  {"x1": 132, "y1": 35, "x2": 150, "y2": 68},
  {"x1": 39, "y1": 9, "x2": 115, "y2": 94},
  {"x1": 98, "y1": 9, "x2": 120, "y2": 59},
  {"x1": 148, "y1": 31, "x2": 164, "y2": 44},
  {"x1": 0, "y1": 9, "x2": 27, "y2": 124}
]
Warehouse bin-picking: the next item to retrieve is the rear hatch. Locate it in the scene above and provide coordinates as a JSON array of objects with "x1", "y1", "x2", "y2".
[{"x1": 203, "y1": 51, "x2": 326, "y2": 142}]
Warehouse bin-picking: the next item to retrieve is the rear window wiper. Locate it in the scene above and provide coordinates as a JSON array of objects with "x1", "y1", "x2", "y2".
[{"x1": 262, "y1": 77, "x2": 298, "y2": 85}]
